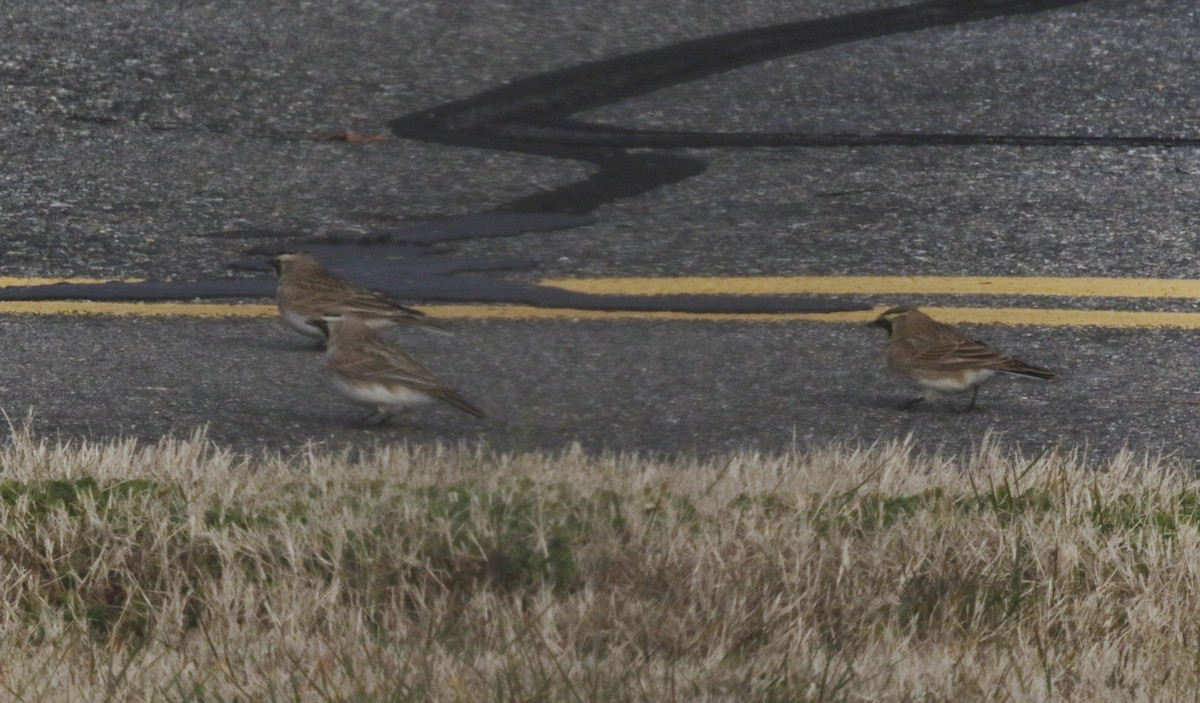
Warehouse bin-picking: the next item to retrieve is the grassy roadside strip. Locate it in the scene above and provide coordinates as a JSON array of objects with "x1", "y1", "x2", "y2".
[{"x1": 0, "y1": 429, "x2": 1196, "y2": 700}]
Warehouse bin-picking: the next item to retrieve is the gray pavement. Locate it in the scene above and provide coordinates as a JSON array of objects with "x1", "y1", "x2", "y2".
[
  {"x1": 2, "y1": 315, "x2": 1196, "y2": 461},
  {"x1": 2, "y1": 0, "x2": 1200, "y2": 458}
]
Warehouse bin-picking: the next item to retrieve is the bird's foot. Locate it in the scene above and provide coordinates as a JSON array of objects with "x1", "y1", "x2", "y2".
[{"x1": 359, "y1": 409, "x2": 393, "y2": 427}]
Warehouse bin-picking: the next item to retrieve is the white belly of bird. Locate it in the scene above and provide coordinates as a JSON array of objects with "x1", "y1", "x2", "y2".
[
  {"x1": 331, "y1": 376, "x2": 431, "y2": 408},
  {"x1": 281, "y1": 307, "x2": 323, "y2": 338},
  {"x1": 281, "y1": 308, "x2": 399, "y2": 337},
  {"x1": 917, "y1": 369, "x2": 996, "y2": 393}
]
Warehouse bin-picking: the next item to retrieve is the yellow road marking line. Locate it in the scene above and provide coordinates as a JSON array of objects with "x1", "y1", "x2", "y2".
[
  {"x1": 539, "y1": 275, "x2": 1200, "y2": 298},
  {"x1": 0, "y1": 277, "x2": 142, "y2": 287},
  {"x1": 428, "y1": 305, "x2": 1200, "y2": 328},
  {"x1": 0, "y1": 302, "x2": 277, "y2": 318},
  {"x1": 426, "y1": 304, "x2": 874, "y2": 323},
  {"x1": 875, "y1": 307, "x2": 1200, "y2": 329},
  {"x1": 1, "y1": 300, "x2": 1198, "y2": 328},
  {"x1": 7, "y1": 274, "x2": 1195, "y2": 299},
  {"x1": 2, "y1": 276, "x2": 1200, "y2": 327}
]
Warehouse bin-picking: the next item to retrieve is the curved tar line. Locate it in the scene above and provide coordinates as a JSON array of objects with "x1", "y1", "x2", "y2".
[
  {"x1": 390, "y1": 0, "x2": 1100, "y2": 214},
  {"x1": 0, "y1": 217, "x2": 871, "y2": 313},
  {"x1": 2, "y1": 0, "x2": 1113, "y2": 313}
]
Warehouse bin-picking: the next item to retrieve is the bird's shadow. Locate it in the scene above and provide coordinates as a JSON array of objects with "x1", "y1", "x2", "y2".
[
  {"x1": 240, "y1": 334, "x2": 325, "y2": 353},
  {"x1": 869, "y1": 395, "x2": 995, "y2": 414}
]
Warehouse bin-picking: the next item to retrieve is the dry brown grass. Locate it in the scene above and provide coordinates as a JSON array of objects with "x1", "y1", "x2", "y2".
[{"x1": 0, "y1": 426, "x2": 1198, "y2": 701}]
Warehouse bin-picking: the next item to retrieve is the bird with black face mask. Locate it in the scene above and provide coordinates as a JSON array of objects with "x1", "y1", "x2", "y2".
[
  {"x1": 871, "y1": 306, "x2": 1054, "y2": 411},
  {"x1": 308, "y1": 314, "x2": 484, "y2": 426},
  {"x1": 270, "y1": 251, "x2": 446, "y2": 344}
]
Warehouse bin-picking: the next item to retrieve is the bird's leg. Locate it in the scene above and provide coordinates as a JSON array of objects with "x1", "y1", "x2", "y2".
[
  {"x1": 360, "y1": 407, "x2": 393, "y2": 426},
  {"x1": 960, "y1": 387, "x2": 981, "y2": 412}
]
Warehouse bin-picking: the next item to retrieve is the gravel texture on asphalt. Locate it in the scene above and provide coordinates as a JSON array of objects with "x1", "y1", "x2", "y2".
[{"x1": 2, "y1": 0, "x2": 1197, "y2": 457}]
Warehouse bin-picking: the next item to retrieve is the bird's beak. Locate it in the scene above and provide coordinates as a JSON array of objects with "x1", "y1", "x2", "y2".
[
  {"x1": 870, "y1": 318, "x2": 891, "y2": 332},
  {"x1": 269, "y1": 258, "x2": 282, "y2": 276}
]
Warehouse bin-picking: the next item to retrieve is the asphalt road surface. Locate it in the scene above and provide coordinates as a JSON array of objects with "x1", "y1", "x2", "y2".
[{"x1": 3, "y1": 0, "x2": 1200, "y2": 460}]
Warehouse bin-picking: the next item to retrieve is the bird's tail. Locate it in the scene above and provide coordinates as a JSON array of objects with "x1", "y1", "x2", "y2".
[
  {"x1": 400, "y1": 314, "x2": 454, "y2": 336},
  {"x1": 1000, "y1": 360, "x2": 1055, "y2": 380},
  {"x1": 435, "y1": 390, "x2": 486, "y2": 418}
]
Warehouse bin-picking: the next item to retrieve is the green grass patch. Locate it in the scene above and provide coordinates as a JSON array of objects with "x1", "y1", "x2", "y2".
[{"x1": 0, "y1": 435, "x2": 1198, "y2": 700}]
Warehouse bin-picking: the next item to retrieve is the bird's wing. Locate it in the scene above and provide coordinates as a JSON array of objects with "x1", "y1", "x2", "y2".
[
  {"x1": 333, "y1": 288, "x2": 427, "y2": 319},
  {"x1": 901, "y1": 335, "x2": 1015, "y2": 372},
  {"x1": 288, "y1": 271, "x2": 426, "y2": 319},
  {"x1": 328, "y1": 341, "x2": 448, "y2": 394}
]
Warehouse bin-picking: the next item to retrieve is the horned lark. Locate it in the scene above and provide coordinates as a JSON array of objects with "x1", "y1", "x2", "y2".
[
  {"x1": 270, "y1": 252, "x2": 444, "y2": 341},
  {"x1": 309, "y1": 315, "x2": 485, "y2": 425},
  {"x1": 871, "y1": 306, "x2": 1054, "y2": 411}
]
